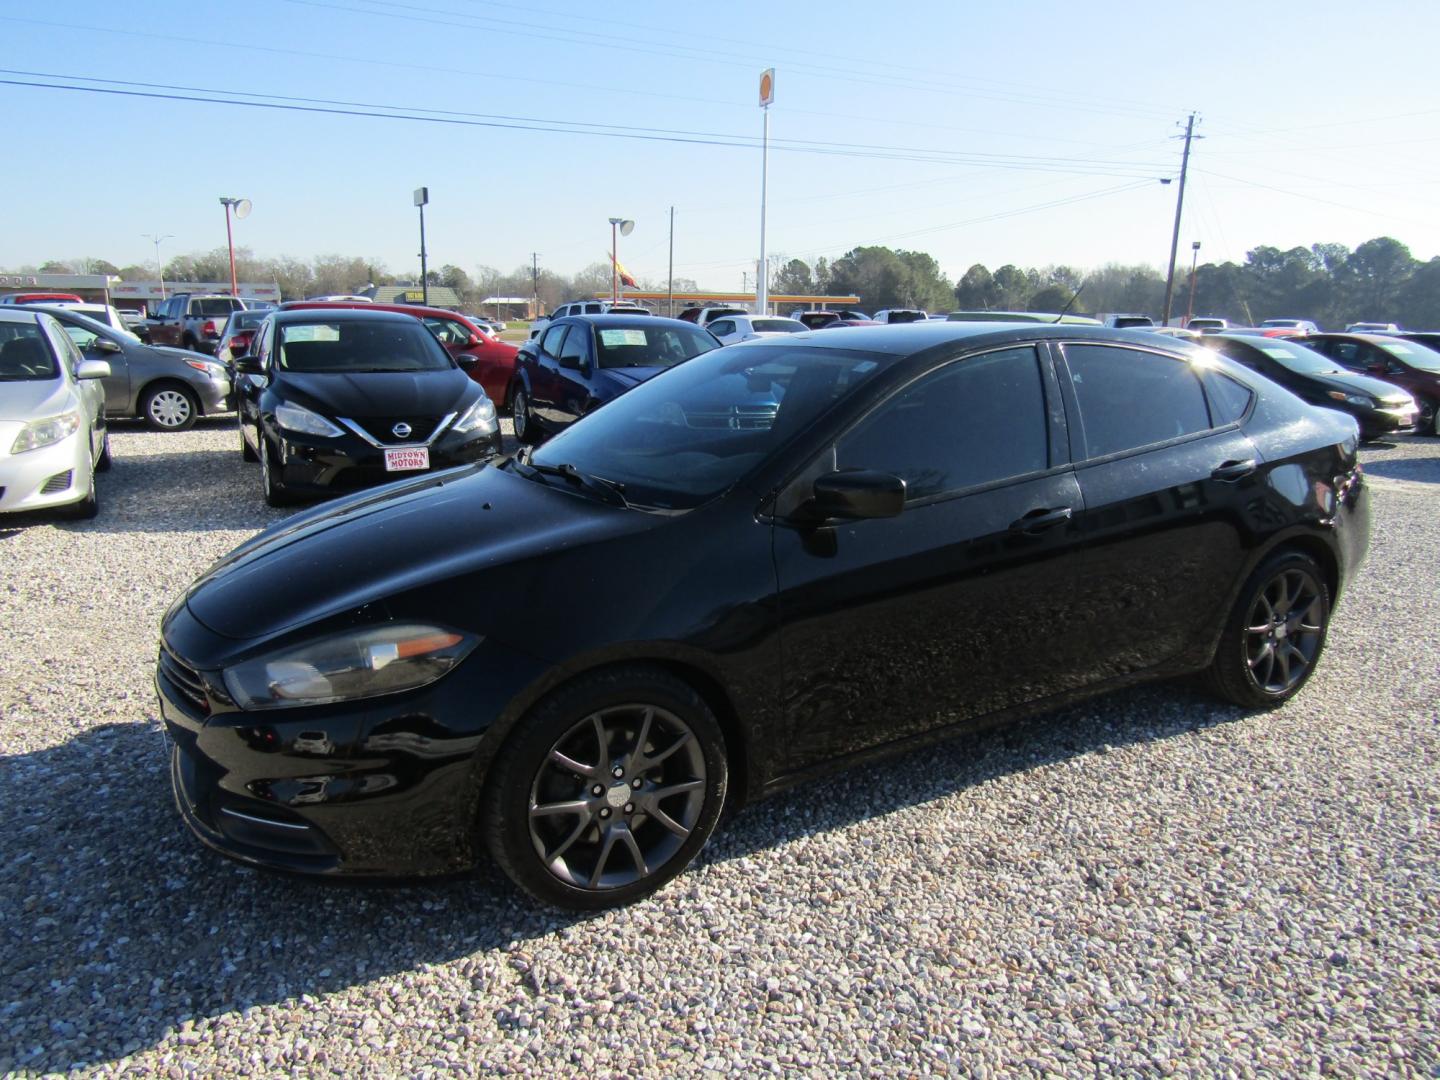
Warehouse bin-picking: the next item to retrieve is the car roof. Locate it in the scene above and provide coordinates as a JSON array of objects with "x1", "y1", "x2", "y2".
[
  {"x1": 552, "y1": 314, "x2": 700, "y2": 329},
  {"x1": 280, "y1": 300, "x2": 474, "y2": 322},
  {"x1": 0, "y1": 307, "x2": 42, "y2": 325},
  {"x1": 270, "y1": 308, "x2": 420, "y2": 325},
  {"x1": 722, "y1": 322, "x2": 1196, "y2": 357}
]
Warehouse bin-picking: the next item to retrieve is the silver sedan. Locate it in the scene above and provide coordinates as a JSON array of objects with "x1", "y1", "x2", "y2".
[{"x1": 0, "y1": 309, "x2": 110, "y2": 519}]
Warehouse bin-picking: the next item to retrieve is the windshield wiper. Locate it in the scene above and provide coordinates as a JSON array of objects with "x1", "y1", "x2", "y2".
[{"x1": 514, "y1": 449, "x2": 630, "y2": 508}]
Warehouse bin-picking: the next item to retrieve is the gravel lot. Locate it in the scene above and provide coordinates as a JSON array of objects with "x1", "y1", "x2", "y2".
[{"x1": 2, "y1": 418, "x2": 1437, "y2": 1076}]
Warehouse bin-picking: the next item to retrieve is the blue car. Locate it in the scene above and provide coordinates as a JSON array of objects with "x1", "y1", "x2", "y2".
[{"x1": 508, "y1": 314, "x2": 718, "y2": 443}]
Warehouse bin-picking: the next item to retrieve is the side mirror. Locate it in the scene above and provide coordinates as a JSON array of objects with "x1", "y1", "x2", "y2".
[
  {"x1": 234, "y1": 355, "x2": 264, "y2": 375},
  {"x1": 455, "y1": 353, "x2": 477, "y2": 368},
  {"x1": 809, "y1": 470, "x2": 906, "y2": 521},
  {"x1": 92, "y1": 337, "x2": 123, "y2": 354},
  {"x1": 75, "y1": 359, "x2": 111, "y2": 381},
  {"x1": 467, "y1": 333, "x2": 482, "y2": 346},
  {"x1": 558, "y1": 354, "x2": 582, "y2": 371}
]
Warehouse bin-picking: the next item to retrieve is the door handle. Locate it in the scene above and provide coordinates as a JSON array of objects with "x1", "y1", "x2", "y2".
[
  {"x1": 1211, "y1": 459, "x2": 1256, "y2": 482},
  {"x1": 1009, "y1": 506, "x2": 1073, "y2": 534}
]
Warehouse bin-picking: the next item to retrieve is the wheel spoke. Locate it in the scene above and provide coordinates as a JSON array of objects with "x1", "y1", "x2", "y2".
[
  {"x1": 1271, "y1": 576, "x2": 1292, "y2": 618},
  {"x1": 618, "y1": 827, "x2": 649, "y2": 878},
  {"x1": 530, "y1": 799, "x2": 588, "y2": 818},
  {"x1": 650, "y1": 778, "x2": 703, "y2": 801},
  {"x1": 588, "y1": 829, "x2": 620, "y2": 888},
  {"x1": 549, "y1": 749, "x2": 597, "y2": 778},
  {"x1": 631, "y1": 708, "x2": 654, "y2": 768},
  {"x1": 648, "y1": 804, "x2": 690, "y2": 838},
  {"x1": 1284, "y1": 641, "x2": 1308, "y2": 675},
  {"x1": 646, "y1": 731, "x2": 693, "y2": 769},
  {"x1": 548, "y1": 815, "x2": 591, "y2": 863},
  {"x1": 592, "y1": 714, "x2": 609, "y2": 769},
  {"x1": 1248, "y1": 641, "x2": 1273, "y2": 670},
  {"x1": 1275, "y1": 644, "x2": 1291, "y2": 687}
]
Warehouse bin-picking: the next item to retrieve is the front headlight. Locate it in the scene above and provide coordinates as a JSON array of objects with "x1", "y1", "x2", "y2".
[
  {"x1": 10, "y1": 409, "x2": 82, "y2": 454},
  {"x1": 223, "y1": 623, "x2": 479, "y2": 710},
  {"x1": 185, "y1": 359, "x2": 228, "y2": 380},
  {"x1": 274, "y1": 401, "x2": 343, "y2": 437},
  {"x1": 451, "y1": 394, "x2": 498, "y2": 435},
  {"x1": 1327, "y1": 391, "x2": 1373, "y2": 407}
]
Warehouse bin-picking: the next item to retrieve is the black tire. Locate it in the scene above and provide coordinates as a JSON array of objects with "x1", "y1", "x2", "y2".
[
  {"x1": 240, "y1": 422, "x2": 258, "y2": 462},
  {"x1": 482, "y1": 665, "x2": 728, "y2": 910},
  {"x1": 261, "y1": 437, "x2": 297, "y2": 507},
  {"x1": 141, "y1": 383, "x2": 198, "y2": 432},
  {"x1": 94, "y1": 431, "x2": 112, "y2": 472},
  {"x1": 1205, "y1": 550, "x2": 1330, "y2": 708},
  {"x1": 511, "y1": 385, "x2": 537, "y2": 445},
  {"x1": 182, "y1": 333, "x2": 199, "y2": 352},
  {"x1": 1421, "y1": 397, "x2": 1440, "y2": 437}
]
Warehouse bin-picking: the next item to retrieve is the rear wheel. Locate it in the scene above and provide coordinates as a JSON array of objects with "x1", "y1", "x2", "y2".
[
  {"x1": 483, "y1": 666, "x2": 728, "y2": 910},
  {"x1": 1205, "y1": 550, "x2": 1330, "y2": 708}
]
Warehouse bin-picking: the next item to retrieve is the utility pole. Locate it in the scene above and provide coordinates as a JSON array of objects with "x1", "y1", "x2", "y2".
[
  {"x1": 1161, "y1": 113, "x2": 1198, "y2": 327},
  {"x1": 667, "y1": 206, "x2": 675, "y2": 317},
  {"x1": 414, "y1": 187, "x2": 430, "y2": 306},
  {"x1": 531, "y1": 252, "x2": 540, "y2": 316}
]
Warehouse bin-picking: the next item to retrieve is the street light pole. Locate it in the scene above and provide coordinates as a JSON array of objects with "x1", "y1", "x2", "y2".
[
  {"x1": 1186, "y1": 241, "x2": 1201, "y2": 325},
  {"x1": 758, "y1": 68, "x2": 775, "y2": 316},
  {"x1": 142, "y1": 232, "x2": 173, "y2": 300},
  {"x1": 414, "y1": 187, "x2": 430, "y2": 306},
  {"x1": 218, "y1": 197, "x2": 250, "y2": 298},
  {"x1": 611, "y1": 218, "x2": 619, "y2": 303}
]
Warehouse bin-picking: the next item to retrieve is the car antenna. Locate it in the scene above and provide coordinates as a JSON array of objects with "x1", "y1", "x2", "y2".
[{"x1": 1053, "y1": 282, "x2": 1085, "y2": 323}]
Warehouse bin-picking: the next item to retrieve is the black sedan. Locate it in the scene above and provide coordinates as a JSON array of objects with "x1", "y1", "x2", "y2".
[
  {"x1": 235, "y1": 309, "x2": 501, "y2": 506},
  {"x1": 158, "y1": 324, "x2": 1369, "y2": 908},
  {"x1": 508, "y1": 314, "x2": 717, "y2": 443},
  {"x1": 1207, "y1": 333, "x2": 1417, "y2": 439}
]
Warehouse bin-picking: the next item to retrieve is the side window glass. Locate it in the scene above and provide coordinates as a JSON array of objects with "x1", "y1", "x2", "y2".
[
  {"x1": 1204, "y1": 371, "x2": 1253, "y2": 425},
  {"x1": 710, "y1": 320, "x2": 735, "y2": 337},
  {"x1": 541, "y1": 324, "x2": 568, "y2": 356},
  {"x1": 41, "y1": 319, "x2": 83, "y2": 375},
  {"x1": 255, "y1": 321, "x2": 273, "y2": 366},
  {"x1": 836, "y1": 346, "x2": 1048, "y2": 501},
  {"x1": 1065, "y1": 344, "x2": 1210, "y2": 459},
  {"x1": 558, "y1": 327, "x2": 590, "y2": 368}
]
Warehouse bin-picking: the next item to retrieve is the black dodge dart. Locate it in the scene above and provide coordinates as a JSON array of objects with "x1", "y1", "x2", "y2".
[
  {"x1": 235, "y1": 308, "x2": 501, "y2": 506},
  {"x1": 158, "y1": 323, "x2": 1369, "y2": 908}
]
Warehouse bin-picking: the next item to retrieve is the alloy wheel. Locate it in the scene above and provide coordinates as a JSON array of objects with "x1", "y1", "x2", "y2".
[
  {"x1": 512, "y1": 389, "x2": 529, "y2": 440},
  {"x1": 1244, "y1": 568, "x2": 1325, "y2": 694},
  {"x1": 526, "y1": 704, "x2": 706, "y2": 891}
]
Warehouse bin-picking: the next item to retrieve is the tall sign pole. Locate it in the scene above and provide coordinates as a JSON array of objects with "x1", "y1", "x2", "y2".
[
  {"x1": 667, "y1": 206, "x2": 675, "y2": 317},
  {"x1": 218, "y1": 197, "x2": 250, "y2": 298},
  {"x1": 758, "y1": 68, "x2": 775, "y2": 315},
  {"x1": 414, "y1": 187, "x2": 430, "y2": 306},
  {"x1": 1161, "y1": 114, "x2": 1197, "y2": 326},
  {"x1": 611, "y1": 219, "x2": 619, "y2": 303}
]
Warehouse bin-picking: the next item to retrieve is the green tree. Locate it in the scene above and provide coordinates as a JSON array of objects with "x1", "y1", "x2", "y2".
[
  {"x1": 1343, "y1": 237, "x2": 1414, "y2": 320},
  {"x1": 954, "y1": 264, "x2": 995, "y2": 309},
  {"x1": 771, "y1": 258, "x2": 814, "y2": 295}
]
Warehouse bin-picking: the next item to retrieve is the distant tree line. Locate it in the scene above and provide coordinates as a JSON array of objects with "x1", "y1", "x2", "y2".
[{"x1": 12, "y1": 234, "x2": 1437, "y2": 327}]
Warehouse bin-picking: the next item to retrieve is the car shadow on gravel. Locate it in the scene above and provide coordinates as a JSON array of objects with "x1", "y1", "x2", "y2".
[
  {"x1": 0, "y1": 682, "x2": 1240, "y2": 1073},
  {"x1": 1360, "y1": 455, "x2": 1440, "y2": 484}
]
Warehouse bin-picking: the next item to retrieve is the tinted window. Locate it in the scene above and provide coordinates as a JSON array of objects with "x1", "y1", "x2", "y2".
[
  {"x1": 709, "y1": 320, "x2": 736, "y2": 337},
  {"x1": 595, "y1": 324, "x2": 717, "y2": 370},
  {"x1": 541, "y1": 324, "x2": 568, "y2": 356},
  {"x1": 1065, "y1": 344, "x2": 1210, "y2": 458},
  {"x1": 1205, "y1": 371, "x2": 1253, "y2": 425},
  {"x1": 558, "y1": 325, "x2": 591, "y2": 367},
  {"x1": 0, "y1": 323, "x2": 59, "y2": 381},
  {"x1": 752, "y1": 319, "x2": 805, "y2": 334},
  {"x1": 193, "y1": 298, "x2": 242, "y2": 317},
  {"x1": 1377, "y1": 338, "x2": 1440, "y2": 373},
  {"x1": 423, "y1": 316, "x2": 473, "y2": 347},
  {"x1": 277, "y1": 320, "x2": 453, "y2": 373},
  {"x1": 837, "y1": 346, "x2": 1048, "y2": 500}
]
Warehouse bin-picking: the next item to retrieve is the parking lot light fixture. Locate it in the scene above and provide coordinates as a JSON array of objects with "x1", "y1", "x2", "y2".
[
  {"x1": 609, "y1": 217, "x2": 633, "y2": 303},
  {"x1": 142, "y1": 231, "x2": 173, "y2": 300},
  {"x1": 218, "y1": 197, "x2": 251, "y2": 298}
]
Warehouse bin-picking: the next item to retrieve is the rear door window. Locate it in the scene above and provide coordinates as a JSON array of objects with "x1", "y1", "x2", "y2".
[
  {"x1": 1063, "y1": 344, "x2": 1211, "y2": 459},
  {"x1": 540, "y1": 324, "x2": 568, "y2": 356}
]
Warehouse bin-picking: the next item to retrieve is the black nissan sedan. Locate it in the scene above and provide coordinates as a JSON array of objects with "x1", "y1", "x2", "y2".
[
  {"x1": 158, "y1": 324, "x2": 1369, "y2": 908},
  {"x1": 1207, "y1": 333, "x2": 1418, "y2": 439},
  {"x1": 235, "y1": 309, "x2": 501, "y2": 505}
]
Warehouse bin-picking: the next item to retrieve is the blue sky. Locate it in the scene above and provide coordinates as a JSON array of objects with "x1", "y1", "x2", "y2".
[{"x1": 2, "y1": 0, "x2": 1438, "y2": 289}]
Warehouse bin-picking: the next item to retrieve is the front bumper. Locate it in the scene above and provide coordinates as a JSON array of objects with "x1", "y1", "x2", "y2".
[
  {"x1": 271, "y1": 426, "x2": 501, "y2": 496},
  {"x1": 0, "y1": 431, "x2": 91, "y2": 513},
  {"x1": 1354, "y1": 403, "x2": 1418, "y2": 439},
  {"x1": 156, "y1": 616, "x2": 547, "y2": 877}
]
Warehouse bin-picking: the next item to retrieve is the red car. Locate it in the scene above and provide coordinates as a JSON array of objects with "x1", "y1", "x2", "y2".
[{"x1": 279, "y1": 301, "x2": 519, "y2": 409}]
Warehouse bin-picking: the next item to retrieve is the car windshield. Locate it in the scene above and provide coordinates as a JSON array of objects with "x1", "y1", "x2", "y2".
[
  {"x1": 595, "y1": 324, "x2": 718, "y2": 369},
  {"x1": 277, "y1": 320, "x2": 453, "y2": 373},
  {"x1": 528, "y1": 343, "x2": 891, "y2": 510},
  {"x1": 1244, "y1": 339, "x2": 1343, "y2": 374},
  {"x1": 1376, "y1": 338, "x2": 1440, "y2": 372},
  {"x1": 0, "y1": 324, "x2": 59, "y2": 381}
]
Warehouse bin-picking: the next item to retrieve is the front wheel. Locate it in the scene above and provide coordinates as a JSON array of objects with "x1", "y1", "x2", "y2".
[
  {"x1": 483, "y1": 666, "x2": 728, "y2": 910},
  {"x1": 1420, "y1": 397, "x2": 1440, "y2": 436},
  {"x1": 1205, "y1": 550, "x2": 1330, "y2": 708},
  {"x1": 261, "y1": 437, "x2": 297, "y2": 507},
  {"x1": 142, "y1": 385, "x2": 198, "y2": 431},
  {"x1": 94, "y1": 431, "x2": 112, "y2": 472},
  {"x1": 511, "y1": 386, "x2": 537, "y2": 444},
  {"x1": 240, "y1": 422, "x2": 258, "y2": 462}
]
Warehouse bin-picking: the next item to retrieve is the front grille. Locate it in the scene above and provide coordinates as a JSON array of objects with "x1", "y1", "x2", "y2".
[
  {"x1": 159, "y1": 648, "x2": 211, "y2": 716},
  {"x1": 355, "y1": 416, "x2": 441, "y2": 444},
  {"x1": 40, "y1": 471, "x2": 73, "y2": 494}
]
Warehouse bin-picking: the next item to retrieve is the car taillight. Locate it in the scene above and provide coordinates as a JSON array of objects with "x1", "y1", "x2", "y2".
[
  {"x1": 203, "y1": 320, "x2": 218, "y2": 336},
  {"x1": 233, "y1": 332, "x2": 253, "y2": 351}
]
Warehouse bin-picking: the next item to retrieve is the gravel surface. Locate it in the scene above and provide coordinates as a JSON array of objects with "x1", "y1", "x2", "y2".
[{"x1": 1, "y1": 419, "x2": 1437, "y2": 1076}]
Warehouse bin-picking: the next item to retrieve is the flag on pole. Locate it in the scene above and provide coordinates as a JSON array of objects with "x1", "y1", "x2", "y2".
[{"x1": 609, "y1": 252, "x2": 637, "y2": 288}]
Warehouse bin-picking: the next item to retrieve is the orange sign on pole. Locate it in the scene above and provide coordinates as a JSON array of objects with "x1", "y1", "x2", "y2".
[{"x1": 759, "y1": 68, "x2": 775, "y2": 107}]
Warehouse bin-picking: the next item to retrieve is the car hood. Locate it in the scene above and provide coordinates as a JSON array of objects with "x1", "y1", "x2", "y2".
[
  {"x1": 598, "y1": 365, "x2": 670, "y2": 390},
  {"x1": 182, "y1": 462, "x2": 647, "y2": 640},
  {"x1": 0, "y1": 377, "x2": 73, "y2": 425},
  {"x1": 148, "y1": 345, "x2": 215, "y2": 363},
  {"x1": 1305, "y1": 369, "x2": 1414, "y2": 402},
  {"x1": 277, "y1": 368, "x2": 475, "y2": 418}
]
